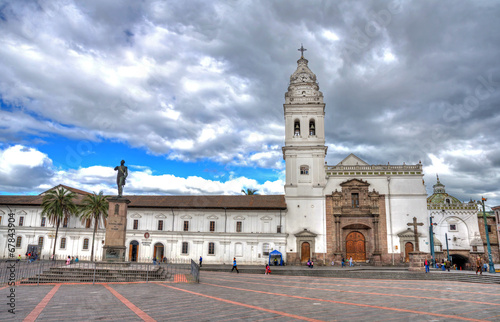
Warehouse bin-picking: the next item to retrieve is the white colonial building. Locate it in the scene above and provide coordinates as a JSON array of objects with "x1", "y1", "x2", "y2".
[
  {"x1": 427, "y1": 176, "x2": 485, "y2": 268},
  {"x1": 3, "y1": 50, "x2": 485, "y2": 266}
]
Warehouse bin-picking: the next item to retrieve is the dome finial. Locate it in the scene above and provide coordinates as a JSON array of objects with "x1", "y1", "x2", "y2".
[
  {"x1": 298, "y1": 43, "x2": 307, "y2": 58},
  {"x1": 436, "y1": 173, "x2": 440, "y2": 183}
]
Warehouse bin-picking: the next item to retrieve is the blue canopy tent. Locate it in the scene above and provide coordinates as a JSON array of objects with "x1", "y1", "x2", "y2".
[{"x1": 268, "y1": 250, "x2": 284, "y2": 266}]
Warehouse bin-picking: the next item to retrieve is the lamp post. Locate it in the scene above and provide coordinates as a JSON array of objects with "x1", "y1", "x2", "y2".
[
  {"x1": 429, "y1": 216, "x2": 436, "y2": 267},
  {"x1": 480, "y1": 197, "x2": 496, "y2": 274},
  {"x1": 445, "y1": 232, "x2": 450, "y2": 262}
]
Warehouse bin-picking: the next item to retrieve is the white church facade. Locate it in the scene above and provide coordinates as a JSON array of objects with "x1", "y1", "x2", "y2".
[{"x1": 2, "y1": 51, "x2": 486, "y2": 266}]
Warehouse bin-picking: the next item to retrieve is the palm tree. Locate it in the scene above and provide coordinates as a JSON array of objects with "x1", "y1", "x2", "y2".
[
  {"x1": 79, "y1": 191, "x2": 109, "y2": 262},
  {"x1": 241, "y1": 188, "x2": 258, "y2": 195},
  {"x1": 41, "y1": 187, "x2": 79, "y2": 259}
]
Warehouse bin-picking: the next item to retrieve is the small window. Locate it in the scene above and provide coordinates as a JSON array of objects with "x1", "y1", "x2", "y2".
[
  {"x1": 158, "y1": 220, "x2": 164, "y2": 231},
  {"x1": 19, "y1": 216, "x2": 24, "y2": 226},
  {"x1": 236, "y1": 221, "x2": 242, "y2": 233},
  {"x1": 183, "y1": 221, "x2": 189, "y2": 232},
  {"x1": 182, "y1": 242, "x2": 189, "y2": 254},
  {"x1": 38, "y1": 237, "x2": 44, "y2": 247},
  {"x1": 309, "y1": 120, "x2": 315, "y2": 136},
  {"x1": 86, "y1": 219, "x2": 91, "y2": 229},
  {"x1": 300, "y1": 165, "x2": 309, "y2": 175},
  {"x1": 16, "y1": 236, "x2": 22, "y2": 247},
  {"x1": 133, "y1": 220, "x2": 138, "y2": 230},
  {"x1": 445, "y1": 198, "x2": 451, "y2": 204},
  {"x1": 83, "y1": 238, "x2": 89, "y2": 250},
  {"x1": 262, "y1": 243, "x2": 270, "y2": 256},
  {"x1": 210, "y1": 221, "x2": 215, "y2": 232},
  {"x1": 449, "y1": 224, "x2": 457, "y2": 231},
  {"x1": 63, "y1": 217, "x2": 68, "y2": 228},
  {"x1": 41, "y1": 217, "x2": 46, "y2": 227},
  {"x1": 208, "y1": 242, "x2": 215, "y2": 255},
  {"x1": 487, "y1": 225, "x2": 492, "y2": 233},
  {"x1": 60, "y1": 237, "x2": 66, "y2": 249},
  {"x1": 472, "y1": 246, "x2": 478, "y2": 252},
  {"x1": 352, "y1": 193, "x2": 359, "y2": 208},
  {"x1": 294, "y1": 120, "x2": 300, "y2": 136},
  {"x1": 277, "y1": 225, "x2": 282, "y2": 233}
]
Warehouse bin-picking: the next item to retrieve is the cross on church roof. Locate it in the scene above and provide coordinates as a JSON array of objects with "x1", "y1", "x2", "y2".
[
  {"x1": 298, "y1": 44, "x2": 307, "y2": 58},
  {"x1": 407, "y1": 216, "x2": 424, "y2": 252}
]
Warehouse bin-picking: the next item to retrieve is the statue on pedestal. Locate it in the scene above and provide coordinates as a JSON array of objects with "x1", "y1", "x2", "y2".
[{"x1": 114, "y1": 160, "x2": 128, "y2": 197}]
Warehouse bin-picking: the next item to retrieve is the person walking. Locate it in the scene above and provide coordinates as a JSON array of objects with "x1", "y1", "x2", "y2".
[
  {"x1": 199, "y1": 256, "x2": 203, "y2": 267},
  {"x1": 349, "y1": 256, "x2": 353, "y2": 267},
  {"x1": 476, "y1": 257, "x2": 482, "y2": 275},
  {"x1": 231, "y1": 257, "x2": 239, "y2": 273},
  {"x1": 265, "y1": 264, "x2": 271, "y2": 275},
  {"x1": 341, "y1": 257, "x2": 345, "y2": 268},
  {"x1": 424, "y1": 258, "x2": 429, "y2": 273}
]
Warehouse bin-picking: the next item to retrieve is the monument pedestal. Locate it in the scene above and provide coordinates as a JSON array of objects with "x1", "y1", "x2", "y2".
[
  {"x1": 408, "y1": 251, "x2": 428, "y2": 272},
  {"x1": 103, "y1": 197, "x2": 130, "y2": 262}
]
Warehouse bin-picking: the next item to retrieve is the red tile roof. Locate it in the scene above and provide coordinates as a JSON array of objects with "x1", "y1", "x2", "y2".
[{"x1": 0, "y1": 194, "x2": 286, "y2": 210}]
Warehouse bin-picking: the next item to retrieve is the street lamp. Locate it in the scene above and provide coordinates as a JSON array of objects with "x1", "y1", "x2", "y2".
[
  {"x1": 429, "y1": 215, "x2": 437, "y2": 267},
  {"x1": 445, "y1": 232, "x2": 451, "y2": 262},
  {"x1": 479, "y1": 197, "x2": 496, "y2": 274}
]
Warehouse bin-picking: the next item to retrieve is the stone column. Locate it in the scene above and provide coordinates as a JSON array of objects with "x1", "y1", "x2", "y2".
[
  {"x1": 408, "y1": 252, "x2": 428, "y2": 272},
  {"x1": 102, "y1": 197, "x2": 130, "y2": 262}
]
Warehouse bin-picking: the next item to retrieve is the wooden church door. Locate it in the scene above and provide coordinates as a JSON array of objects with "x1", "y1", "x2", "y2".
[
  {"x1": 346, "y1": 232, "x2": 366, "y2": 261},
  {"x1": 301, "y1": 242, "x2": 310, "y2": 262},
  {"x1": 405, "y1": 242, "x2": 414, "y2": 262}
]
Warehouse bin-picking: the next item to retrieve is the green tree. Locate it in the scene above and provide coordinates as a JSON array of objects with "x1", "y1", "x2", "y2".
[
  {"x1": 241, "y1": 188, "x2": 258, "y2": 195},
  {"x1": 41, "y1": 187, "x2": 79, "y2": 259},
  {"x1": 79, "y1": 191, "x2": 109, "y2": 262}
]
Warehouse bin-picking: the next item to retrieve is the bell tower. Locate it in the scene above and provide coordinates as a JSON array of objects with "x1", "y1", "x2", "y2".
[{"x1": 282, "y1": 46, "x2": 327, "y2": 196}]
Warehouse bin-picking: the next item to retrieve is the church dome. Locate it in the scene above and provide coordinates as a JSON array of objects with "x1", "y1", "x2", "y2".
[
  {"x1": 427, "y1": 175, "x2": 461, "y2": 205},
  {"x1": 284, "y1": 47, "x2": 324, "y2": 105}
]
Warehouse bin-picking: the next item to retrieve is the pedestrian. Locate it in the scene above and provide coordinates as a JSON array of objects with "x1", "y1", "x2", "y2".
[
  {"x1": 483, "y1": 263, "x2": 488, "y2": 272},
  {"x1": 445, "y1": 259, "x2": 451, "y2": 272},
  {"x1": 306, "y1": 259, "x2": 310, "y2": 268},
  {"x1": 153, "y1": 257, "x2": 157, "y2": 265},
  {"x1": 349, "y1": 256, "x2": 353, "y2": 267},
  {"x1": 265, "y1": 264, "x2": 271, "y2": 275},
  {"x1": 231, "y1": 257, "x2": 239, "y2": 273},
  {"x1": 341, "y1": 257, "x2": 345, "y2": 268},
  {"x1": 199, "y1": 256, "x2": 203, "y2": 267},
  {"x1": 70, "y1": 256, "x2": 74, "y2": 264},
  {"x1": 75, "y1": 256, "x2": 79, "y2": 263},
  {"x1": 424, "y1": 258, "x2": 429, "y2": 273},
  {"x1": 66, "y1": 256, "x2": 71, "y2": 265},
  {"x1": 310, "y1": 260, "x2": 314, "y2": 268},
  {"x1": 476, "y1": 257, "x2": 482, "y2": 275},
  {"x1": 17, "y1": 254, "x2": 21, "y2": 262}
]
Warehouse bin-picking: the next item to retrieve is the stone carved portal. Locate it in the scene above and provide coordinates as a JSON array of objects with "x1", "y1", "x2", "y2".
[
  {"x1": 329, "y1": 179, "x2": 383, "y2": 264},
  {"x1": 346, "y1": 231, "x2": 366, "y2": 261}
]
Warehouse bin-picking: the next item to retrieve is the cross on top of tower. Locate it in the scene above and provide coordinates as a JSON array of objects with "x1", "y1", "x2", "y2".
[{"x1": 298, "y1": 44, "x2": 307, "y2": 58}]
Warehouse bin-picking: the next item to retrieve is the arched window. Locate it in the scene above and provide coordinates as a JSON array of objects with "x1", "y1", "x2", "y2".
[
  {"x1": 294, "y1": 120, "x2": 300, "y2": 136},
  {"x1": 300, "y1": 165, "x2": 309, "y2": 175},
  {"x1": 309, "y1": 120, "x2": 315, "y2": 136}
]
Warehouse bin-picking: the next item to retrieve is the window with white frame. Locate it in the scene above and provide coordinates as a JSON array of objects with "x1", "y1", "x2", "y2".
[
  {"x1": 60, "y1": 237, "x2": 66, "y2": 249},
  {"x1": 236, "y1": 221, "x2": 242, "y2": 233},
  {"x1": 208, "y1": 242, "x2": 215, "y2": 255},
  {"x1": 182, "y1": 242, "x2": 189, "y2": 254},
  {"x1": 262, "y1": 243, "x2": 270, "y2": 256},
  {"x1": 19, "y1": 216, "x2": 24, "y2": 226},
  {"x1": 16, "y1": 236, "x2": 22, "y2": 247},
  {"x1": 449, "y1": 224, "x2": 457, "y2": 231},
  {"x1": 83, "y1": 238, "x2": 89, "y2": 250},
  {"x1": 38, "y1": 236, "x2": 44, "y2": 247},
  {"x1": 209, "y1": 221, "x2": 215, "y2": 232}
]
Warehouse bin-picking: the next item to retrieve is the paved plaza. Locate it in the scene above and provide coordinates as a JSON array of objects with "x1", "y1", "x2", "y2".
[{"x1": 2, "y1": 271, "x2": 500, "y2": 321}]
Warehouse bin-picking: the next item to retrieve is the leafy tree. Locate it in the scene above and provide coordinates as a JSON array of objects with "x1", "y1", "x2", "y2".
[
  {"x1": 41, "y1": 187, "x2": 79, "y2": 258},
  {"x1": 241, "y1": 188, "x2": 258, "y2": 195},
  {"x1": 79, "y1": 191, "x2": 109, "y2": 262}
]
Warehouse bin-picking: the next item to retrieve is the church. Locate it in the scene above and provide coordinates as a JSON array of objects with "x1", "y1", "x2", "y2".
[{"x1": 0, "y1": 50, "x2": 436, "y2": 265}]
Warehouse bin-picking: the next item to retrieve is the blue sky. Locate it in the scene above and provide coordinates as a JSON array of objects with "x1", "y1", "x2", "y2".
[{"x1": 1, "y1": 0, "x2": 500, "y2": 207}]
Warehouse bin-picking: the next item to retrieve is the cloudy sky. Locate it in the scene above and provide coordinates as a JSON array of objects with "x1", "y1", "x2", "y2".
[{"x1": 1, "y1": 0, "x2": 499, "y2": 207}]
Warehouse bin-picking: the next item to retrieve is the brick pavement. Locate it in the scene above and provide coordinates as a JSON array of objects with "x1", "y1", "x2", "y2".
[{"x1": 1, "y1": 271, "x2": 500, "y2": 321}]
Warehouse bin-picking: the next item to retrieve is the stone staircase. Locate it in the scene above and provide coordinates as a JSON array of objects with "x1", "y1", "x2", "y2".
[{"x1": 21, "y1": 265, "x2": 171, "y2": 284}]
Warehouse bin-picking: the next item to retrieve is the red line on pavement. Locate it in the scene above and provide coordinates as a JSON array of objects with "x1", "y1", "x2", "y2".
[
  {"x1": 23, "y1": 284, "x2": 61, "y2": 322},
  {"x1": 201, "y1": 282, "x2": 489, "y2": 322},
  {"x1": 103, "y1": 284, "x2": 156, "y2": 322},
  {"x1": 203, "y1": 276, "x2": 500, "y2": 306},
  {"x1": 159, "y1": 284, "x2": 323, "y2": 322}
]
